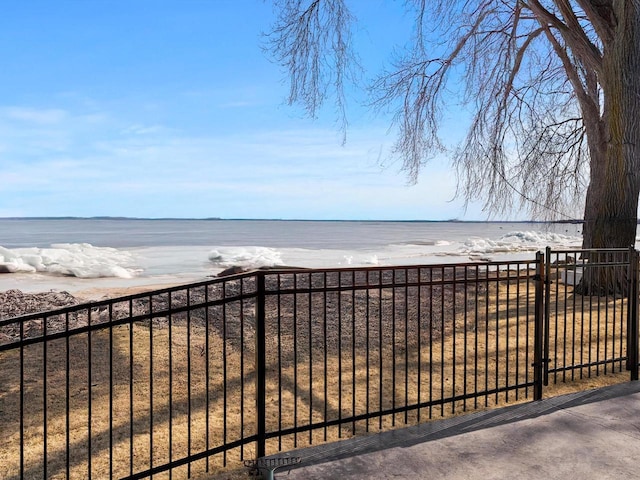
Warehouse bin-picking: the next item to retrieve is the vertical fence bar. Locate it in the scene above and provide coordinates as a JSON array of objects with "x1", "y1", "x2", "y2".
[
  {"x1": 579, "y1": 253, "x2": 585, "y2": 379},
  {"x1": 109, "y1": 303, "x2": 114, "y2": 480},
  {"x1": 205, "y1": 286, "x2": 210, "y2": 473},
  {"x1": 623, "y1": 249, "x2": 629, "y2": 371},
  {"x1": 65, "y1": 311, "x2": 71, "y2": 479},
  {"x1": 560, "y1": 256, "x2": 568, "y2": 381},
  {"x1": 494, "y1": 266, "x2": 499, "y2": 404},
  {"x1": 391, "y1": 270, "x2": 397, "y2": 425},
  {"x1": 452, "y1": 267, "x2": 457, "y2": 413},
  {"x1": 514, "y1": 264, "x2": 520, "y2": 401},
  {"x1": 338, "y1": 272, "x2": 343, "y2": 436},
  {"x1": 570, "y1": 252, "x2": 577, "y2": 380},
  {"x1": 168, "y1": 293, "x2": 173, "y2": 478},
  {"x1": 187, "y1": 289, "x2": 193, "y2": 475},
  {"x1": 596, "y1": 254, "x2": 602, "y2": 375},
  {"x1": 352, "y1": 270, "x2": 357, "y2": 432},
  {"x1": 322, "y1": 272, "x2": 327, "y2": 441},
  {"x1": 366, "y1": 270, "x2": 371, "y2": 432},
  {"x1": 628, "y1": 247, "x2": 639, "y2": 381},
  {"x1": 440, "y1": 266, "x2": 445, "y2": 416},
  {"x1": 310, "y1": 272, "x2": 314, "y2": 444},
  {"x1": 255, "y1": 272, "x2": 267, "y2": 459},
  {"x1": 148, "y1": 297, "x2": 153, "y2": 478},
  {"x1": 88, "y1": 308, "x2": 93, "y2": 478},
  {"x1": 129, "y1": 299, "x2": 134, "y2": 477},
  {"x1": 239, "y1": 280, "x2": 246, "y2": 460},
  {"x1": 534, "y1": 251, "x2": 545, "y2": 401},
  {"x1": 553, "y1": 254, "x2": 560, "y2": 383},
  {"x1": 294, "y1": 273, "x2": 299, "y2": 444},
  {"x1": 587, "y1": 253, "x2": 594, "y2": 378},
  {"x1": 378, "y1": 272, "x2": 383, "y2": 429},
  {"x1": 291, "y1": 273, "x2": 300, "y2": 448},
  {"x1": 428, "y1": 267, "x2": 434, "y2": 419},
  {"x1": 524, "y1": 263, "x2": 531, "y2": 398},
  {"x1": 43, "y1": 315, "x2": 48, "y2": 480},
  {"x1": 613, "y1": 253, "x2": 620, "y2": 372},
  {"x1": 543, "y1": 247, "x2": 551, "y2": 386},
  {"x1": 403, "y1": 268, "x2": 409, "y2": 422},
  {"x1": 505, "y1": 265, "x2": 510, "y2": 402},
  {"x1": 276, "y1": 273, "x2": 284, "y2": 450},
  {"x1": 222, "y1": 282, "x2": 228, "y2": 466},
  {"x1": 483, "y1": 266, "x2": 489, "y2": 408},
  {"x1": 474, "y1": 265, "x2": 479, "y2": 408},
  {"x1": 278, "y1": 274, "x2": 284, "y2": 449},
  {"x1": 19, "y1": 318, "x2": 24, "y2": 477},
  {"x1": 416, "y1": 269, "x2": 422, "y2": 421},
  {"x1": 604, "y1": 257, "x2": 610, "y2": 375},
  {"x1": 463, "y1": 266, "x2": 468, "y2": 410}
]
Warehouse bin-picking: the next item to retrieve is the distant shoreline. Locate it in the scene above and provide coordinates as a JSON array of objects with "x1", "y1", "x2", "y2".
[{"x1": 0, "y1": 216, "x2": 586, "y2": 224}]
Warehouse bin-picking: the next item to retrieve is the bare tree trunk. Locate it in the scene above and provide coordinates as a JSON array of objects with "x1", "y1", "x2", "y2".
[
  {"x1": 579, "y1": 149, "x2": 638, "y2": 294},
  {"x1": 579, "y1": 2, "x2": 640, "y2": 295},
  {"x1": 581, "y1": 156, "x2": 639, "y2": 251}
]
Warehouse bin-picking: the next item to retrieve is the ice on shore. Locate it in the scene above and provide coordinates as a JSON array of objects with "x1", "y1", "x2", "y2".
[
  {"x1": 0, "y1": 230, "x2": 583, "y2": 292},
  {"x1": 0, "y1": 243, "x2": 140, "y2": 278},
  {"x1": 204, "y1": 231, "x2": 581, "y2": 270},
  {"x1": 208, "y1": 246, "x2": 285, "y2": 268},
  {"x1": 457, "y1": 231, "x2": 579, "y2": 258}
]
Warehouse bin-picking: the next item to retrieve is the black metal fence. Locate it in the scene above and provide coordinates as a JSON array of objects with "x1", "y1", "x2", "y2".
[
  {"x1": 544, "y1": 247, "x2": 638, "y2": 384},
  {"x1": 0, "y1": 248, "x2": 637, "y2": 479}
]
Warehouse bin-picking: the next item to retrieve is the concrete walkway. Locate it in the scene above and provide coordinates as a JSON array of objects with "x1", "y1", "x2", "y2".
[{"x1": 271, "y1": 382, "x2": 640, "y2": 479}]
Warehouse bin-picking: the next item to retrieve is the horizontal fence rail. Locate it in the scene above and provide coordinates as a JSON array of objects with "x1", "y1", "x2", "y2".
[{"x1": 0, "y1": 249, "x2": 638, "y2": 479}]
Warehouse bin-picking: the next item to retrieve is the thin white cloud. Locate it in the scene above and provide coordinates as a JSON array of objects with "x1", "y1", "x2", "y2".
[
  {"x1": 0, "y1": 99, "x2": 483, "y2": 219},
  {"x1": 120, "y1": 124, "x2": 172, "y2": 135},
  {"x1": 2, "y1": 107, "x2": 69, "y2": 124}
]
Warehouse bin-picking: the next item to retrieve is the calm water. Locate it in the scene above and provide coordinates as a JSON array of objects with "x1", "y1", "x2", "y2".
[
  {"x1": 0, "y1": 218, "x2": 583, "y2": 249},
  {"x1": 0, "y1": 218, "x2": 585, "y2": 293}
]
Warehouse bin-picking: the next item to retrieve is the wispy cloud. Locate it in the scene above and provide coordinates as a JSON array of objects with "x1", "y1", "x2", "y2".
[
  {"x1": 0, "y1": 99, "x2": 481, "y2": 219},
  {"x1": 2, "y1": 106, "x2": 69, "y2": 124},
  {"x1": 120, "y1": 124, "x2": 171, "y2": 136}
]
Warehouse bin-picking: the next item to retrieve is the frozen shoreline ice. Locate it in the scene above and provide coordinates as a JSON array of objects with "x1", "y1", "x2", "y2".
[{"x1": 0, "y1": 229, "x2": 584, "y2": 294}]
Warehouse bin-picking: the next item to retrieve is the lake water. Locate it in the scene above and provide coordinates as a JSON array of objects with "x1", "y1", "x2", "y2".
[{"x1": 0, "y1": 218, "x2": 585, "y2": 293}]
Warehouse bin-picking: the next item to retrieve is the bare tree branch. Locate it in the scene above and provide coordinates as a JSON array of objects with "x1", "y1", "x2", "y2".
[
  {"x1": 265, "y1": 0, "x2": 639, "y2": 231},
  {"x1": 574, "y1": 0, "x2": 614, "y2": 42},
  {"x1": 524, "y1": 0, "x2": 603, "y2": 75},
  {"x1": 536, "y1": 17, "x2": 599, "y2": 120},
  {"x1": 370, "y1": 4, "x2": 494, "y2": 182},
  {"x1": 265, "y1": 0, "x2": 358, "y2": 141}
]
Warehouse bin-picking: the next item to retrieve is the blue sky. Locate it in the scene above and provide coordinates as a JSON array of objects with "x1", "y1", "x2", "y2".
[{"x1": 0, "y1": 0, "x2": 492, "y2": 220}]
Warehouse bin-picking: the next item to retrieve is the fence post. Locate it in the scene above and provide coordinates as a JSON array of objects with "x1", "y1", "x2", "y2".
[
  {"x1": 533, "y1": 251, "x2": 545, "y2": 400},
  {"x1": 255, "y1": 272, "x2": 267, "y2": 458},
  {"x1": 543, "y1": 246, "x2": 552, "y2": 386},
  {"x1": 628, "y1": 248, "x2": 639, "y2": 381}
]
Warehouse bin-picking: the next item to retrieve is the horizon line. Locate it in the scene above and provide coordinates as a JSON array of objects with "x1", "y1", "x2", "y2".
[{"x1": 0, "y1": 216, "x2": 584, "y2": 223}]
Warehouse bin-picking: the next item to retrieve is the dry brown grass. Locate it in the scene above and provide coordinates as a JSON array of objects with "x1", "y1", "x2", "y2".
[{"x1": 0, "y1": 269, "x2": 634, "y2": 479}]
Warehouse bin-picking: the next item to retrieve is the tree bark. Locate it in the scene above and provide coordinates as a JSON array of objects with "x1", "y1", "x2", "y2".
[{"x1": 579, "y1": 1, "x2": 640, "y2": 294}]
